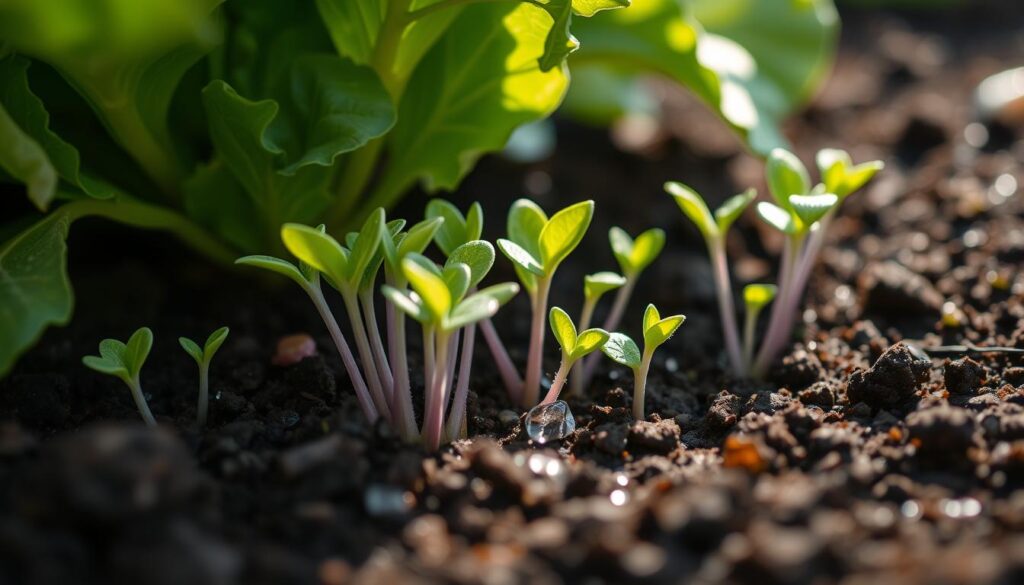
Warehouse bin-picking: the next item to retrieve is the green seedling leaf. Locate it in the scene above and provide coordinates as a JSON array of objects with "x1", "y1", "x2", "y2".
[
  {"x1": 539, "y1": 200, "x2": 594, "y2": 273},
  {"x1": 443, "y1": 262, "x2": 472, "y2": 303},
  {"x1": 714, "y1": 189, "x2": 756, "y2": 233},
  {"x1": 570, "y1": 328, "x2": 610, "y2": 360},
  {"x1": 815, "y1": 148, "x2": 883, "y2": 199},
  {"x1": 609, "y1": 227, "x2": 665, "y2": 276},
  {"x1": 179, "y1": 338, "x2": 204, "y2": 363},
  {"x1": 381, "y1": 285, "x2": 431, "y2": 323},
  {"x1": 402, "y1": 256, "x2": 451, "y2": 321},
  {"x1": 445, "y1": 295, "x2": 499, "y2": 332},
  {"x1": 204, "y1": 326, "x2": 230, "y2": 358},
  {"x1": 465, "y1": 203, "x2": 484, "y2": 242},
  {"x1": 426, "y1": 199, "x2": 468, "y2": 256},
  {"x1": 281, "y1": 223, "x2": 350, "y2": 286},
  {"x1": 789, "y1": 193, "x2": 838, "y2": 230},
  {"x1": 602, "y1": 332, "x2": 641, "y2": 369},
  {"x1": 584, "y1": 271, "x2": 627, "y2": 301},
  {"x1": 473, "y1": 282, "x2": 521, "y2": 306},
  {"x1": 755, "y1": 202, "x2": 796, "y2": 235},
  {"x1": 507, "y1": 199, "x2": 547, "y2": 254},
  {"x1": 82, "y1": 354, "x2": 129, "y2": 378},
  {"x1": 398, "y1": 217, "x2": 446, "y2": 260},
  {"x1": 550, "y1": 306, "x2": 577, "y2": 354},
  {"x1": 446, "y1": 241, "x2": 495, "y2": 289},
  {"x1": 497, "y1": 239, "x2": 545, "y2": 277},
  {"x1": 124, "y1": 327, "x2": 154, "y2": 377},
  {"x1": 743, "y1": 284, "x2": 778, "y2": 312},
  {"x1": 666, "y1": 182, "x2": 718, "y2": 242},
  {"x1": 642, "y1": 307, "x2": 685, "y2": 349},
  {"x1": 236, "y1": 255, "x2": 307, "y2": 286},
  {"x1": 572, "y1": 0, "x2": 631, "y2": 17},
  {"x1": 347, "y1": 208, "x2": 386, "y2": 283},
  {"x1": 766, "y1": 148, "x2": 810, "y2": 207}
]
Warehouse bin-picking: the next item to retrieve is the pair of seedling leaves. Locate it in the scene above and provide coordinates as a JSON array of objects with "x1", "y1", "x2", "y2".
[
  {"x1": 667, "y1": 148, "x2": 883, "y2": 242},
  {"x1": 582, "y1": 226, "x2": 666, "y2": 303},
  {"x1": 497, "y1": 199, "x2": 594, "y2": 293},
  {"x1": 600, "y1": 305, "x2": 686, "y2": 372},
  {"x1": 84, "y1": 327, "x2": 230, "y2": 381}
]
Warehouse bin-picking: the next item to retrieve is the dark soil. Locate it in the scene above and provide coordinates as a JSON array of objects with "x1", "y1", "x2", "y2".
[{"x1": 4, "y1": 4, "x2": 1024, "y2": 584}]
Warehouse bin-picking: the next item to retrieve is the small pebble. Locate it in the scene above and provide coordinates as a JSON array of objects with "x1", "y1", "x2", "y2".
[{"x1": 272, "y1": 333, "x2": 317, "y2": 366}]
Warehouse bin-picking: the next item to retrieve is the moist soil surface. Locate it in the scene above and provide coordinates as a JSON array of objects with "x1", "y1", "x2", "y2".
[{"x1": 4, "y1": 5, "x2": 1024, "y2": 585}]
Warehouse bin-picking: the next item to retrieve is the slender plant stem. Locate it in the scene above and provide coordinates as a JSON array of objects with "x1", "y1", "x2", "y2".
[
  {"x1": 423, "y1": 324, "x2": 436, "y2": 424},
  {"x1": 478, "y1": 317, "x2": 523, "y2": 399},
  {"x1": 423, "y1": 329, "x2": 451, "y2": 450},
  {"x1": 197, "y1": 361, "x2": 210, "y2": 427},
  {"x1": 633, "y1": 349, "x2": 653, "y2": 420},
  {"x1": 522, "y1": 276, "x2": 553, "y2": 407},
  {"x1": 360, "y1": 289, "x2": 395, "y2": 397},
  {"x1": 752, "y1": 235, "x2": 803, "y2": 378},
  {"x1": 341, "y1": 291, "x2": 392, "y2": 421},
  {"x1": 742, "y1": 305, "x2": 763, "y2": 373},
  {"x1": 710, "y1": 240, "x2": 745, "y2": 375},
  {"x1": 582, "y1": 277, "x2": 636, "y2": 386},
  {"x1": 390, "y1": 313, "x2": 418, "y2": 440},
  {"x1": 128, "y1": 378, "x2": 157, "y2": 427},
  {"x1": 569, "y1": 297, "x2": 599, "y2": 396},
  {"x1": 445, "y1": 323, "x2": 476, "y2": 442},
  {"x1": 540, "y1": 359, "x2": 571, "y2": 405},
  {"x1": 308, "y1": 286, "x2": 379, "y2": 422}
]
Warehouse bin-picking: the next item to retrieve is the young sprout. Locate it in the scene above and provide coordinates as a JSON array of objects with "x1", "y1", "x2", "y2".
[
  {"x1": 568, "y1": 271, "x2": 626, "y2": 396},
  {"x1": 601, "y1": 305, "x2": 685, "y2": 419},
  {"x1": 578, "y1": 226, "x2": 665, "y2": 391},
  {"x1": 427, "y1": 198, "x2": 524, "y2": 398},
  {"x1": 498, "y1": 199, "x2": 594, "y2": 407},
  {"x1": 237, "y1": 225, "x2": 380, "y2": 425},
  {"x1": 280, "y1": 210, "x2": 392, "y2": 420},
  {"x1": 82, "y1": 327, "x2": 157, "y2": 426},
  {"x1": 383, "y1": 253, "x2": 518, "y2": 450},
  {"x1": 666, "y1": 183, "x2": 756, "y2": 375},
  {"x1": 750, "y1": 148, "x2": 881, "y2": 378},
  {"x1": 741, "y1": 285, "x2": 776, "y2": 371},
  {"x1": 179, "y1": 327, "x2": 229, "y2": 427},
  {"x1": 540, "y1": 307, "x2": 609, "y2": 405}
]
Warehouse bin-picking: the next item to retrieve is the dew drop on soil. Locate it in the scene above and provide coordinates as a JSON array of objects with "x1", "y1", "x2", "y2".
[
  {"x1": 665, "y1": 358, "x2": 678, "y2": 373},
  {"x1": 279, "y1": 411, "x2": 300, "y2": 428},
  {"x1": 610, "y1": 489, "x2": 629, "y2": 506},
  {"x1": 364, "y1": 485, "x2": 413, "y2": 518},
  {"x1": 525, "y1": 400, "x2": 576, "y2": 444},
  {"x1": 905, "y1": 343, "x2": 931, "y2": 363}
]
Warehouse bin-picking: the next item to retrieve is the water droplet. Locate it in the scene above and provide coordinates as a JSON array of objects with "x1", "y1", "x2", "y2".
[
  {"x1": 610, "y1": 489, "x2": 629, "y2": 506},
  {"x1": 214, "y1": 391, "x2": 222, "y2": 400},
  {"x1": 541, "y1": 375, "x2": 552, "y2": 390},
  {"x1": 609, "y1": 369, "x2": 621, "y2": 380},
  {"x1": 364, "y1": 485, "x2": 413, "y2": 518},
  {"x1": 665, "y1": 358, "x2": 679, "y2": 373},
  {"x1": 905, "y1": 343, "x2": 931, "y2": 363},
  {"x1": 525, "y1": 400, "x2": 576, "y2": 444},
  {"x1": 901, "y1": 500, "x2": 921, "y2": 519},
  {"x1": 279, "y1": 411, "x2": 300, "y2": 428},
  {"x1": 615, "y1": 473, "x2": 629, "y2": 487}
]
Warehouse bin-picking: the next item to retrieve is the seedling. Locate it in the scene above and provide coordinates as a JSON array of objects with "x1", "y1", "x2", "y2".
[
  {"x1": 82, "y1": 327, "x2": 157, "y2": 426},
  {"x1": 498, "y1": 199, "x2": 594, "y2": 407},
  {"x1": 179, "y1": 327, "x2": 230, "y2": 427},
  {"x1": 602, "y1": 305, "x2": 685, "y2": 419},
  {"x1": 741, "y1": 285, "x2": 776, "y2": 370},
  {"x1": 382, "y1": 253, "x2": 518, "y2": 450},
  {"x1": 578, "y1": 227, "x2": 665, "y2": 391},
  {"x1": 665, "y1": 147, "x2": 881, "y2": 378},
  {"x1": 569, "y1": 271, "x2": 626, "y2": 396},
  {"x1": 427, "y1": 198, "x2": 524, "y2": 398},
  {"x1": 539, "y1": 307, "x2": 609, "y2": 405},
  {"x1": 666, "y1": 183, "x2": 756, "y2": 374}
]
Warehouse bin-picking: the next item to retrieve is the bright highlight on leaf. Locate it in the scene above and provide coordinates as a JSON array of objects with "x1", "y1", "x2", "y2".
[
  {"x1": 539, "y1": 200, "x2": 595, "y2": 273},
  {"x1": 584, "y1": 271, "x2": 627, "y2": 301}
]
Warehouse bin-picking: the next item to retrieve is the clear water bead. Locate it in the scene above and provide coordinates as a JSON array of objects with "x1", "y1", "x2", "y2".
[{"x1": 525, "y1": 400, "x2": 576, "y2": 444}]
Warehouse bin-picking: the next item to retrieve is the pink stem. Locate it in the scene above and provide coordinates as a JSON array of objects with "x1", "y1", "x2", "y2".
[
  {"x1": 752, "y1": 235, "x2": 802, "y2": 378},
  {"x1": 710, "y1": 241, "x2": 745, "y2": 376},
  {"x1": 308, "y1": 287, "x2": 378, "y2": 423},
  {"x1": 445, "y1": 323, "x2": 476, "y2": 442},
  {"x1": 342, "y1": 291, "x2": 392, "y2": 421},
  {"x1": 633, "y1": 350, "x2": 652, "y2": 420},
  {"x1": 570, "y1": 297, "x2": 599, "y2": 397},
  {"x1": 479, "y1": 318, "x2": 523, "y2": 400},
  {"x1": 389, "y1": 311, "x2": 418, "y2": 441},
  {"x1": 581, "y1": 277, "x2": 635, "y2": 385},
  {"x1": 360, "y1": 290, "x2": 394, "y2": 399},
  {"x1": 540, "y1": 360, "x2": 571, "y2": 405},
  {"x1": 522, "y1": 276, "x2": 553, "y2": 407},
  {"x1": 423, "y1": 330, "x2": 451, "y2": 451}
]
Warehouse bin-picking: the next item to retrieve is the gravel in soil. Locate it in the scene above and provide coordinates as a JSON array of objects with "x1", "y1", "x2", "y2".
[{"x1": 4, "y1": 4, "x2": 1024, "y2": 584}]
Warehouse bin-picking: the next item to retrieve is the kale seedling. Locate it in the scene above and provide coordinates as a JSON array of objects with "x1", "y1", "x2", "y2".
[
  {"x1": 568, "y1": 271, "x2": 626, "y2": 396},
  {"x1": 498, "y1": 199, "x2": 594, "y2": 407},
  {"x1": 82, "y1": 327, "x2": 157, "y2": 426},
  {"x1": 540, "y1": 307, "x2": 609, "y2": 405},
  {"x1": 179, "y1": 326, "x2": 230, "y2": 427},
  {"x1": 577, "y1": 227, "x2": 665, "y2": 392},
  {"x1": 383, "y1": 253, "x2": 519, "y2": 450},
  {"x1": 601, "y1": 305, "x2": 685, "y2": 419},
  {"x1": 427, "y1": 198, "x2": 524, "y2": 397},
  {"x1": 666, "y1": 183, "x2": 756, "y2": 374}
]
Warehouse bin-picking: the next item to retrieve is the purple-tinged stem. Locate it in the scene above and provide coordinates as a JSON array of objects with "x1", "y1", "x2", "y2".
[
  {"x1": 342, "y1": 291, "x2": 392, "y2": 422},
  {"x1": 742, "y1": 304, "x2": 763, "y2": 373},
  {"x1": 479, "y1": 318, "x2": 522, "y2": 400},
  {"x1": 444, "y1": 329, "x2": 460, "y2": 406},
  {"x1": 710, "y1": 241, "x2": 745, "y2": 376},
  {"x1": 540, "y1": 358, "x2": 571, "y2": 405},
  {"x1": 569, "y1": 296, "x2": 599, "y2": 396},
  {"x1": 445, "y1": 323, "x2": 476, "y2": 442},
  {"x1": 752, "y1": 235, "x2": 803, "y2": 378},
  {"x1": 360, "y1": 289, "x2": 394, "y2": 399},
  {"x1": 308, "y1": 286, "x2": 378, "y2": 422},
  {"x1": 581, "y1": 277, "x2": 636, "y2": 386},
  {"x1": 522, "y1": 276, "x2": 553, "y2": 407},
  {"x1": 633, "y1": 349, "x2": 652, "y2": 420},
  {"x1": 423, "y1": 329, "x2": 451, "y2": 451},
  {"x1": 389, "y1": 309, "x2": 418, "y2": 441}
]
